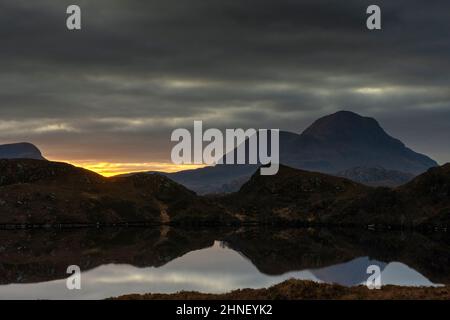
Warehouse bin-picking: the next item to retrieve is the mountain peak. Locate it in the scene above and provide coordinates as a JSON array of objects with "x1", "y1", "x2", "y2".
[
  {"x1": 301, "y1": 110, "x2": 394, "y2": 146},
  {"x1": 160, "y1": 111, "x2": 438, "y2": 193},
  {"x1": 0, "y1": 142, "x2": 45, "y2": 160}
]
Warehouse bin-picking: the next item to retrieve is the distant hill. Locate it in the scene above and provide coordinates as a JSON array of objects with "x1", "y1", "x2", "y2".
[
  {"x1": 163, "y1": 111, "x2": 437, "y2": 194},
  {"x1": 0, "y1": 142, "x2": 45, "y2": 160},
  {"x1": 336, "y1": 167, "x2": 415, "y2": 187}
]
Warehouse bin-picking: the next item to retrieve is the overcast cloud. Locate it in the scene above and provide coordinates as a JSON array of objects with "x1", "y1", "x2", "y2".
[{"x1": 0, "y1": 0, "x2": 449, "y2": 164}]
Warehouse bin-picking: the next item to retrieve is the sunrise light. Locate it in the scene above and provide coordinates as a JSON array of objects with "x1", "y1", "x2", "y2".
[{"x1": 53, "y1": 160, "x2": 207, "y2": 177}]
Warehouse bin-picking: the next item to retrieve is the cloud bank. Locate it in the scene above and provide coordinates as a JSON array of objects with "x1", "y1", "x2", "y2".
[{"x1": 0, "y1": 0, "x2": 449, "y2": 165}]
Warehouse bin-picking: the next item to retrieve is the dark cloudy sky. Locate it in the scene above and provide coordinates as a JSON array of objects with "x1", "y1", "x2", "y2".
[{"x1": 1, "y1": 0, "x2": 449, "y2": 174}]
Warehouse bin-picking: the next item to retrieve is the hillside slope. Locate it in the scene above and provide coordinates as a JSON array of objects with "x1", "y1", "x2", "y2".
[
  {"x1": 219, "y1": 164, "x2": 450, "y2": 227},
  {"x1": 0, "y1": 159, "x2": 231, "y2": 225}
]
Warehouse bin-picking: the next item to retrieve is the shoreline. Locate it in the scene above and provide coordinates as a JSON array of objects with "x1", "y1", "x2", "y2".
[
  {"x1": 0, "y1": 221, "x2": 448, "y2": 232},
  {"x1": 111, "y1": 279, "x2": 450, "y2": 300}
]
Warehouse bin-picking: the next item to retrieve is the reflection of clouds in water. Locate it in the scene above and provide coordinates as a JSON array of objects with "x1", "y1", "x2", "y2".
[
  {"x1": 0, "y1": 241, "x2": 438, "y2": 300},
  {"x1": 0, "y1": 241, "x2": 318, "y2": 300}
]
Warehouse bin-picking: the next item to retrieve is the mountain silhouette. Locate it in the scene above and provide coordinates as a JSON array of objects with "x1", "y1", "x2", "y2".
[
  {"x1": 297, "y1": 111, "x2": 436, "y2": 173},
  {"x1": 165, "y1": 111, "x2": 437, "y2": 193},
  {"x1": 0, "y1": 142, "x2": 45, "y2": 160}
]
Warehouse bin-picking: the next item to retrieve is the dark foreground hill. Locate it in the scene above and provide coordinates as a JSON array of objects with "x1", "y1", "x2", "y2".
[
  {"x1": 163, "y1": 111, "x2": 437, "y2": 193},
  {"x1": 0, "y1": 159, "x2": 231, "y2": 226},
  {"x1": 219, "y1": 165, "x2": 368, "y2": 224},
  {"x1": 0, "y1": 159, "x2": 448, "y2": 228},
  {"x1": 218, "y1": 164, "x2": 450, "y2": 227},
  {"x1": 336, "y1": 167, "x2": 415, "y2": 187}
]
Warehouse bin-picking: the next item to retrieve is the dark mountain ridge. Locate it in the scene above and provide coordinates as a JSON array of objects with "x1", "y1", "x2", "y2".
[
  {"x1": 163, "y1": 111, "x2": 437, "y2": 194},
  {"x1": 0, "y1": 159, "x2": 448, "y2": 228}
]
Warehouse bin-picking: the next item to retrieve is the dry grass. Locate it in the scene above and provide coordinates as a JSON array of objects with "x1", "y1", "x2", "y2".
[{"x1": 112, "y1": 279, "x2": 450, "y2": 300}]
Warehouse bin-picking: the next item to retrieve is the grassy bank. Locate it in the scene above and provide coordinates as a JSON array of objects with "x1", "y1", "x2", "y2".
[{"x1": 112, "y1": 279, "x2": 450, "y2": 300}]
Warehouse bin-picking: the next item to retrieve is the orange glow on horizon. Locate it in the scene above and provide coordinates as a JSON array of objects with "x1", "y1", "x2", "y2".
[{"x1": 52, "y1": 160, "x2": 208, "y2": 177}]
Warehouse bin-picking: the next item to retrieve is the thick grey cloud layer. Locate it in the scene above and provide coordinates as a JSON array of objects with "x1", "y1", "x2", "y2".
[{"x1": 0, "y1": 0, "x2": 449, "y2": 163}]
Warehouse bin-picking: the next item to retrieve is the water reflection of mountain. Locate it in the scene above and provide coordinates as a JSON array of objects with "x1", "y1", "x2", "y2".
[
  {"x1": 223, "y1": 228, "x2": 450, "y2": 284},
  {"x1": 0, "y1": 227, "x2": 449, "y2": 285},
  {"x1": 0, "y1": 227, "x2": 221, "y2": 284},
  {"x1": 310, "y1": 257, "x2": 387, "y2": 286}
]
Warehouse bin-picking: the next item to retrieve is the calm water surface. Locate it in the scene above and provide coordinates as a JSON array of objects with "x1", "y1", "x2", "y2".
[{"x1": 0, "y1": 227, "x2": 448, "y2": 299}]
